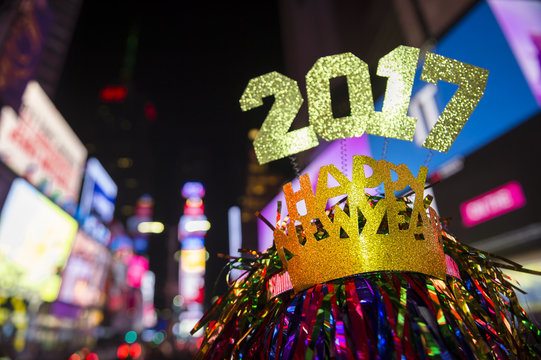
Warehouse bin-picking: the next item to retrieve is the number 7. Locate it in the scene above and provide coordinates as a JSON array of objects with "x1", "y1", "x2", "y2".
[{"x1": 420, "y1": 52, "x2": 489, "y2": 152}]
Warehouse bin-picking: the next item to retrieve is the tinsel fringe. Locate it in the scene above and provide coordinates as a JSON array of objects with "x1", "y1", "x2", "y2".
[{"x1": 193, "y1": 231, "x2": 541, "y2": 359}]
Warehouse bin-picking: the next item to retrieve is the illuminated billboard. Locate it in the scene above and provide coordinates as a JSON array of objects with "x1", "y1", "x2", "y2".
[
  {"x1": 0, "y1": 82, "x2": 87, "y2": 206},
  {"x1": 78, "y1": 157, "x2": 118, "y2": 224},
  {"x1": 178, "y1": 182, "x2": 207, "y2": 319},
  {"x1": 126, "y1": 255, "x2": 149, "y2": 289},
  {"x1": 431, "y1": 112, "x2": 541, "y2": 252},
  {"x1": 0, "y1": 179, "x2": 78, "y2": 302},
  {"x1": 460, "y1": 181, "x2": 526, "y2": 228},
  {"x1": 57, "y1": 231, "x2": 111, "y2": 308}
]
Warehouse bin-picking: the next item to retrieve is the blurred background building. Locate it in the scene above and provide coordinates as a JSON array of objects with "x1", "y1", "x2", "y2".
[{"x1": 0, "y1": 0, "x2": 539, "y2": 359}]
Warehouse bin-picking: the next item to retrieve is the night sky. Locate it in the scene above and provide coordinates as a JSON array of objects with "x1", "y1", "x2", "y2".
[{"x1": 54, "y1": 1, "x2": 285, "y2": 307}]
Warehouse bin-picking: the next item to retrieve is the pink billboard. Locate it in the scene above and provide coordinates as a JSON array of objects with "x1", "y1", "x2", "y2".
[
  {"x1": 489, "y1": 0, "x2": 541, "y2": 107},
  {"x1": 460, "y1": 181, "x2": 526, "y2": 227}
]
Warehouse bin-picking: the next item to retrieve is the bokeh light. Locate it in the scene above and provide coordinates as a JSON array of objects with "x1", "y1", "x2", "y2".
[
  {"x1": 116, "y1": 343, "x2": 129, "y2": 359},
  {"x1": 152, "y1": 331, "x2": 165, "y2": 344},
  {"x1": 86, "y1": 353, "x2": 99, "y2": 360},
  {"x1": 125, "y1": 330, "x2": 137, "y2": 344},
  {"x1": 129, "y1": 343, "x2": 142, "y2": 358}
]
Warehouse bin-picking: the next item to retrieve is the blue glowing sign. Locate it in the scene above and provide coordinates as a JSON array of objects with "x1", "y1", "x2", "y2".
[{"x1": 369, "y1": 2, "x2": 540, "y2": 174}]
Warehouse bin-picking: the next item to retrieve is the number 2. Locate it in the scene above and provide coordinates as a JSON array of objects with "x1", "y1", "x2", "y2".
[{"x1": 239, "y1": 72, "x2": 319, "y2": 164}]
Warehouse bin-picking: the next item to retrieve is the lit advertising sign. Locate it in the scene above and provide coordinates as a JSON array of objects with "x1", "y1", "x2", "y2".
[
  {"x1": 178, "y1": 272, "x2": 204, "y2": 306},
  {"x1": 0, "y1": 82, "x2": 88, "y2": 205},
  {"x1": 258, "y1": 135, "x2": 371, "y2": 250},
  {"x1": 460, "y1": 181, "x2": 526, "y2": 227},
  {"x1": 180, "y1": 248, "x2": 206, "y2": 274},
  {"x1": 178, "y1": 182, "x2": 207, "y2": 313},
  {"x1": 78, "y1": 158, "x2": 117, "y2": 224},
  {"x1": 141, "y1": 271, "x2": 157, "y2": 328},
  {"x1": 126, "y1": 255, "x2": 149, "y2": 289},
  {"x1": 57, "y1": 231, "x2": 111, "y2": 308},
  {"x1": 367, "y1": 2, "x2": 540, "y2": 178},
  {"x1": 0, "y1": 179, "x2": 78, "y2": 302}
]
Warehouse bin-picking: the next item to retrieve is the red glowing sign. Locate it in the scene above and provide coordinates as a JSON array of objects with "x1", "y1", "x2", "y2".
[
  {"x1": 460, "y1": 181, "x2": 526, "y2": 227},
  {"x1": 99, "y1": 85, "x2": 127, "y2": 102}
]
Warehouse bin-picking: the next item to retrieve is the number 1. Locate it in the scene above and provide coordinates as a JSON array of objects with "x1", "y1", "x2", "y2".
[{"x1": 369, "y1": 46, "x2": 420, "y2": 141}]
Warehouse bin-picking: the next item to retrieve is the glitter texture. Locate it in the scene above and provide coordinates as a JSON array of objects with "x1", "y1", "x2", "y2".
[
  {"x1": 305, "y1": 53, "x2": 373, "y2": 141},
  {"x1": 369, "y1": 46, "x2": 419, "y2": 140},
  {"x1": 241, "y1": 49, "x2": 489, "y2": 165},
  {"x1": 275, "y1": 155, "x2": 447, "y2": 293},
  {"x1": 239, "y1": 71, "x2": 319, "y2": 164},
  {"x1": 420, "y1": 52, "x2": 489, "y2": 152}
]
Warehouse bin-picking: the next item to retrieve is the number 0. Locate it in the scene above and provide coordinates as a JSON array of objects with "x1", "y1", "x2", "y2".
[{"x1": 306, "y1": 53, "x2": 373, "y2": 141}]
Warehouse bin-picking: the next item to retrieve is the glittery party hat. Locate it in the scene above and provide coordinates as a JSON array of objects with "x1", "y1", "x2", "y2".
[{"x1": 274, "y1": 155, "x2": 447, "y2": 293}]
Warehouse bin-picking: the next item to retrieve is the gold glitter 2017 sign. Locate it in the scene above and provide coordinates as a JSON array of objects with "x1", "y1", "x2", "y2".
[{"x1": 240, "y1": 46, "x2": 489, "y2": 164}]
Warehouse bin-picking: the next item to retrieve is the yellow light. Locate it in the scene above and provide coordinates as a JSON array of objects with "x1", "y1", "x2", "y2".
[
  {"x1": 180, "y1": 248, "x2": 206, "y2": 273},
  {"x1": 186, "y1": 198, "x2": 203, "y2": 208},
  {"x1": 137, "y1": 221, "x2": 164, "y2": 234},
  {"x1": 117, "y1": 157, "x2": 133, "y2": 168},
  {"x1": 184, "y1": 220, "x2": 211, "y2": 232},
  {"x1": 247, "y1": 128, "x2": 259, "y2": 141}
]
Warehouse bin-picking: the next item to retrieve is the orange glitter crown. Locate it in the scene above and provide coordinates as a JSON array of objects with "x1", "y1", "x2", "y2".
[{"x1": 274, "y1": 155, "x2": 447, "y2": 293}]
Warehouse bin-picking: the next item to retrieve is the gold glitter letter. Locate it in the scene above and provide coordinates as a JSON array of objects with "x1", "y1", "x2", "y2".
[
  {"x1": 369, "y1": 46, "x2": 419, "y2": 141},
  {"x1": 240, "y1": 72, "x2": 319, "y2": 164},
  {"x1": 306, "y1": 53, "x2": 373, "y2": 141},
  {"x1": 420, "y1": 53, "x2": 489, "y2": 152}
]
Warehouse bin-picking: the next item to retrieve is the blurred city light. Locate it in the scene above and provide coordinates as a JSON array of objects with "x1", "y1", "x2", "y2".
[
  {"x1": 141, "y1": 329, "x2": 155, "y2": 342},
  {"x1": 184, "y1": 220, "x2": 211, "y2": 232},
  {"x1": 99, "y1": 85, "x2": 127, "y2": 102},
  {"x1": 181, "y1": 181, "x2": 205, "y2": 199},
  {"x1": 137, "y1": 221, "x2": 164, "y2": 234},
  {"x1": 129, "y1": 343, "x2": 142, "y2": 358},
  {"x1": 117, "y1": 343, "x2": 129, "y2": 359},
  {"x1": 173, "y1": 295, "x2": 182, "y2": 307},
  {"x1": 247, "y1": 128, "x2": 259, "y2": 140},
  {"x1": 144, "y1": 102, "x2": 157, "y2": 122},
  {"x1": 152, "y1": 331, "x2": 165, "y2": 345},
  {"x1": 117, "y1": 157, "x2": 133, "y2": 168},
  {"x1": 125, "y1": 330, "x2": 137, "y2": 344}
]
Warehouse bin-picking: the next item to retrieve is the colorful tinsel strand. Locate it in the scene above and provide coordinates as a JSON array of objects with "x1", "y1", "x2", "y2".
[{"x1": 192, "y1": 197, "x2": 541, "y2": 359}]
